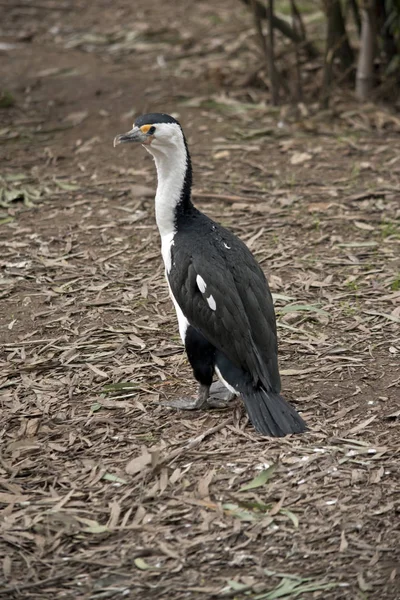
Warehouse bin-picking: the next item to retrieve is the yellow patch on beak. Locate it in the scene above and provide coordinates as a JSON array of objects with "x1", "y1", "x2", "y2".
[{"x1": 140, "y1": 124, "x2": 152, "y2": 134}]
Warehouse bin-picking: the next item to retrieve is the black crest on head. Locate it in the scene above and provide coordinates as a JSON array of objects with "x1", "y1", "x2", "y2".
[{"x1": 134, "y1": 113, "x2": 181, "y2": 127}]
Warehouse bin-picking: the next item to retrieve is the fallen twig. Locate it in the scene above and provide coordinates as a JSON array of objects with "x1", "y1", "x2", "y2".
[{"x1": 158, "y1": 417, "x2": 233, "y2": 467}]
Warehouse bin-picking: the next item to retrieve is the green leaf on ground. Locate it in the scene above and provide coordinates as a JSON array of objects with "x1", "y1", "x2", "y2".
[
  {"x1": 134, "y1": 557, "x2": 152, "y2": 570},
  {"x1": 103, "y1": 472, "x2": 128, "y2": 484},
  {"x1": 239, "y1": 463, "x2": 278, "y2": 492},
  {"x1": 103, "y1": 382, "x2": 138, "y2": 393},
  {"x1": 279, "y1": 303, "x2": 329, "y2": 316}
]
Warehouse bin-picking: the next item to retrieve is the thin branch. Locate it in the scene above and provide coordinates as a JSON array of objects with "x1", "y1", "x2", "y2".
[
  {"x1": 239, "y1": 0, "x2": 319, "y2": 59},
  {"x1": 156, "y1": 418, "x2": 233, "y2": 468},
  {"x1": 356, "y1": 1, "x2": 377, "y2": 101},
  {"x1": 290, "y1": 0, "x2": 304, "y2": 102},
  {"x1": 268, "y1": 0, "x2": 279, "y2": 105},
  {"x1": 250, "y1": 0, "x2": 270, "y2": 65},
  {"x1": 321, "y1": 1, "x2": 336, "y2": 109},
  {"x1": 321, "y1": 0, "x2": 355, "y2": 108},
  {"x1": 0, "y1": 1, "x2": 72, "y2": 10},
  {"x1": 348, "y1": 0, "x2": 362, "y2": 34},
  {"x1": 249, "y1": 0, "x2": 282, "y2": 104},
  {"x1": 193, "y1": 192, "x2": 260, "y2": 204},
  {"x1": 290, "y1": 0, "x2": 307, "y2": 41}
]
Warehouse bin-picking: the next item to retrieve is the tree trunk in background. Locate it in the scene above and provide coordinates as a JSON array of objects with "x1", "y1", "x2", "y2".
[
  {"x1": 268, "y1": 0, "x2": 279, "y2": 105},
  {"x1": 356, "y1": 1, "x2": 377, "y2": 101},
  {"x1": 378, "y1": 1, "x2": 397, "y2": 67},
  {"x1": 321, "y1": 0, "x2": 354, "y2": 107},
  {"x1": 290, "y1": 0, "x2": 304, "y2": 101},
  {"x1": 330, "y1": 0, "x2": 354, "y2": 69},
  {"x1": 348, "y1": 0, "x2": 361, "y2": 35},
  {"x1": 239, "y1": 0, "x2": 319, "y2": 59},
  {"x1": 249, "y1": 0, "x2": 279, "y2": 104}
]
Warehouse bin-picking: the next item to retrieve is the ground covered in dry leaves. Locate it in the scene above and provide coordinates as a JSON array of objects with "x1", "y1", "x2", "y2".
[{"x1": 1, "y1": 1, "x2": 399, "y2": 599}]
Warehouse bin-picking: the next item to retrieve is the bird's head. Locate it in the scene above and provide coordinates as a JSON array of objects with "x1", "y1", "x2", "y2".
[{"x1": 113, "y1": 113, "x2": 184, "y2": 153}]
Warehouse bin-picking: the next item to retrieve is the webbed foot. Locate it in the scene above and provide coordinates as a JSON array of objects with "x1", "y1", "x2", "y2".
[
  {"x1": 160, "y1": 382, "x2": 236, "y2": 412},
  {"x1": 160, "y1": 383, "x2": 209, "y2": 411},
  {"x1": 208, "y1": 380, "x2": 236, "y2": 408},
  {"x1": 160, "y1": 396, "x2": 207, "y2": 411}
]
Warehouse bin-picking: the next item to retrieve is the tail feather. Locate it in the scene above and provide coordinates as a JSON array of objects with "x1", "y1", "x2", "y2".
[{"x1": 242, "y1": 387, "x2": 307, "y2": 437}]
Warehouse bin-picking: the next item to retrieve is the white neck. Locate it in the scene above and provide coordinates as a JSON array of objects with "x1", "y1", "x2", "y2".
[{"x1": 148, "y1": 138, "x2": 188, "y2": 238}]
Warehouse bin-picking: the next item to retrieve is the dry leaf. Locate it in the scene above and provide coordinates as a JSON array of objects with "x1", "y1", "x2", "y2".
[
  {"x1": 126, "y1": 448, "x2": 151, "y2": 475},
  {"x1": 213, "y1": 150, "x2": 230, "y2": 159},
  {"x1": 340, "y1": 530, "x2": 348, "y2": 552},
  {"x1": 197, "y1": 468, "x2": 215, "y2": 499},
  {"x1": 64, "y1": 111, "x2": 88, "y2": 126},
  {"x1": 290, "y1": 152, "x2": 312, "y2": 165}
]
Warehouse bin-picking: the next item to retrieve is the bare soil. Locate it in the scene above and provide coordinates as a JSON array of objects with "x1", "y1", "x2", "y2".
[{"x1": 0, "y1": 1, "x2": 399, "y2": 599}]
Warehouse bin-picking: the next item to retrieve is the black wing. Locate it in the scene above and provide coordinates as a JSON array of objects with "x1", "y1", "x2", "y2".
[{"x1": 169, "y1": 213, "x2": 281, "y2": 393}]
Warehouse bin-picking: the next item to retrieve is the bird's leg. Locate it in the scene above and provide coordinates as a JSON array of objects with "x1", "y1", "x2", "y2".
[
  {"x1": 161, "y1": 383, "x2": 210, "y2": 411},
  {"x1": 161, "y1": 382, "x2": 236, "y2": 411},
  {"x1": 207, "y1": 380, "x2": 236, "y2": 408}
]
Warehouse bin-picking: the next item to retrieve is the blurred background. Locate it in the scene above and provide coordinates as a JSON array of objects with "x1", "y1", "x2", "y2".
[{"x1": 0, "y1": 3, "x2": 399, "y2": 600}]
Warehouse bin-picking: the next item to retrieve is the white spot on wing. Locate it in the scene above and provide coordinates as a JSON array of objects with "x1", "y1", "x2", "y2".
[
  {"x1": 196, "y1": 274, "x2": 207, "y2": 293},
  {"x1": 207, "y1": 295, "x2": 216, "y2": 311}
]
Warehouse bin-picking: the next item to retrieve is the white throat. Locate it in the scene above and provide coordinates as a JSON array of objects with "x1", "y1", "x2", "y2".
[
  {"x1": 143, "y1": 120, "x2": 191, "y2": 341},
  {"x1": 148, "y1": 130, "x2": 189, "y2": 239}
]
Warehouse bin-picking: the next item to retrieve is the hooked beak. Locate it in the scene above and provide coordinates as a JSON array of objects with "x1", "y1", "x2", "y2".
[{"x1": 113, "y1": 126, "x2": 148, "y2": 147}]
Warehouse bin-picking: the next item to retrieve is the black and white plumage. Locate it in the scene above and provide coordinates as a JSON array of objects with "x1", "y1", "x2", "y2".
[{"x1": 114, "y1": 113, "x2": 307, "y2": 437}]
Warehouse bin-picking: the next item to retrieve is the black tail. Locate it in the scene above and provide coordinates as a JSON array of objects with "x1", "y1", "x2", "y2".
[{"x1": 242, "y1": 387, "x2": 307, "y2": 437}]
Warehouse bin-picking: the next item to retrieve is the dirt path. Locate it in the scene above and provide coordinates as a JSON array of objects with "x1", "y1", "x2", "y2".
[{"x1": 1, "y1": 2, "x2": 399, "y2": 599}]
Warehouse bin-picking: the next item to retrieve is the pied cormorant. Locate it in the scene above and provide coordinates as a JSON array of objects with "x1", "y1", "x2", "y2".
[{"x1": 114, "y1": 113, "x2": 307, "y2": 437}]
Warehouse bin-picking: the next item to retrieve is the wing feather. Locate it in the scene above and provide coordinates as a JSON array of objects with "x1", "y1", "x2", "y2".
[{"x1": 168, "y1": 217, "x2": 281, "y2": 392}]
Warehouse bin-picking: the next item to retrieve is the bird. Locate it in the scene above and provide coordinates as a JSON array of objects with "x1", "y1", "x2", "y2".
[{"x1": 114, "y1": 113, "x2": 307, "y2": 437}]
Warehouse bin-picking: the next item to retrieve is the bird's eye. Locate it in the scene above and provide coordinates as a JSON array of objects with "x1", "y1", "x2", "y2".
[{"x1": 148, "y1": 126, "x2": 156, "y2": 135}]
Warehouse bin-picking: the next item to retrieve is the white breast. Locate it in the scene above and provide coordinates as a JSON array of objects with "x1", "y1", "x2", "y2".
[
  {"x1": 160, "y1": 232, "x2": 189, "y2": 342},
  {"x1": 161, "y1": 231, "x2": 175, "y2": 274},
  {"x1": 167, "y1": 278, "x2": 189, "y2": 343}
]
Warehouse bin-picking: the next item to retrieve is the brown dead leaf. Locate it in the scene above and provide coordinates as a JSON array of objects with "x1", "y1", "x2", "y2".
[
  {"x1": 64, "y1": 110, "x2": 88, "y2": 126},
  {"x1": 339, "y1": 530, "x2": 348, "y2": 552},
  {"x1": 25, "y1": 418, "x2": 40, "y2": 437},
  {"x1": 357, "y1": 572, "x2": 373, "y2": 592},
  {"x1": 269, "y1": 493, "x2": 286, "y2": 516},
  {"x1": 197, "y1": 468, "x2": 215, "y2": 499},
  {"x1": 2, "y1": 555, "x2": 11, "y2": 580},
  {"x1": 290, "y1": 151, "x2": 312, "y2": 165},
  {"x1": 213, "y1": 150, "x2": 231, "y2": 160},
  {"x1": 344, "y1": 415, "x2": 377, "y2": 436},
  {"x1": 0, "y1": 492, "x2": 30, "y2": 504},
  {"x1": 151, "y1": 353, "x2": 165, "y2": 367},
  {"x1": 384, "y1": 409, "x2": 400, "y2": 420},
  {"x1": 141, "y1": 282, "x2": 148, "y2": 298},
  {"x1": 126, "y1": 447, "x2": 151, "y2": 475},
  {"x1": 159, "y1": 467, "x2": 169, "y2": 493},
  {"x1": 370, "y1": 467, "x2": 384, "y2": 484},
  {"x1": 107, "y1": 499, "x2": 121, "y2": 529},
  {"x1": 307, "y1": 202, "x2": 334, "y2": 212},
  {"x1": 75, "y1": 136, "x2": 100, "y2": 153},
  {"x1": 354, "y1": 220, "x2": 375, "y2": 231}
]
